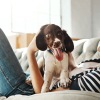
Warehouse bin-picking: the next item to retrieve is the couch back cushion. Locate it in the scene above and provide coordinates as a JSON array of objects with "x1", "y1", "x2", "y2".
[
  {"x1": 72, "y1": 37, "x2": 100, "y2": 64},
  {"x1": 14, "y1": 37, "x2": 100, "y2": 73}
]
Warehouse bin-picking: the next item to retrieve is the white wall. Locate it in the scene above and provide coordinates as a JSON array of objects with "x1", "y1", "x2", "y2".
[
  {"x1": 61, "y1": 0, "x2": 100, "y2": 39},
  {"x1": 61, "y1": 0, "x2": 72, "y2": 34},
  {"x1": 71, "y1": 0, "x2": 92, "y2": 38},
  {"x1": 0, "y1": 0, "x2": 100, "y2": 38},
  {"x1": 92, "y1": 0, "x2": 100, "y2": 37}
]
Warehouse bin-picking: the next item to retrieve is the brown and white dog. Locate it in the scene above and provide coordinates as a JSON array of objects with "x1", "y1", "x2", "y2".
[{"x1": 36, "y1": 24, "x2": 74, "y2": 93}]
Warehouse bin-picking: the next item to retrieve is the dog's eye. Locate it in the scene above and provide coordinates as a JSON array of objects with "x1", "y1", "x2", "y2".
[
  {"x1": 45, "y1": 34, "x2": 51, "y2": 40},
  {"x1": 57, "y1": 33, "x2": 61, "y2": 36}
]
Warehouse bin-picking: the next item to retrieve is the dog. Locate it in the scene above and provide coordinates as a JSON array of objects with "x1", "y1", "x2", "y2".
[{"x1": 36, "y1": 24, "x2": 74, "y2": 93}]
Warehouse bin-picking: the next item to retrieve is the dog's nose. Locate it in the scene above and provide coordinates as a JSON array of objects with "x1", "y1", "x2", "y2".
[{"x1": 53, "y1": 41, "x2": 61, "y2": 48}]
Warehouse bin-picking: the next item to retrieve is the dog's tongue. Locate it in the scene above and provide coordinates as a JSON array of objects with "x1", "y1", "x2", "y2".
[{"x1": 53, "y1": 48, "x2": 63, "y2": 61}]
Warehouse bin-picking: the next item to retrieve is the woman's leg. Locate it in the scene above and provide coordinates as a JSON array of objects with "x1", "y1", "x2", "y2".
[{"x1": 0, "y1": 29, "x2": 34, "y2": 97}]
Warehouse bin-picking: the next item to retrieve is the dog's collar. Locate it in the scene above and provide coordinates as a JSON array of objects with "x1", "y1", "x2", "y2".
[{"x1": 47, "y1": 49, "x2": 53, "y2": 54}]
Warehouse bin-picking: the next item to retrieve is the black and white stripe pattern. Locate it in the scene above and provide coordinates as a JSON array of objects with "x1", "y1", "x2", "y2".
[
  {"x1": 78, "y1": 67, "x2": 100, "y2": 93},
  {"x1": 50, "y1": 67, "x2": 100, "y2": 92},
  {"x1": 50, "y1": 81, "x2": 61, "y2": 91}
]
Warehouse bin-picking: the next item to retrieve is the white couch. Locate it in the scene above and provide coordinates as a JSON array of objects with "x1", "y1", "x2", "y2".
[{"x1": 0, "y1": 37, "x2": 100, "y2": 100}]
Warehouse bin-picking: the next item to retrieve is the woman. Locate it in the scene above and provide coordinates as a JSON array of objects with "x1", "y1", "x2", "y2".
[{"x1": 0, "y1": 25, "x2": 99, "y2": 97}]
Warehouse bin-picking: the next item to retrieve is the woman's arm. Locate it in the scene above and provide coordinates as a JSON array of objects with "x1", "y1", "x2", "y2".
[
  {"x1": 27, "y1": 34, "x2": 44, "y2": 94},
  {"x1": 68, "y1": 53, "x2": 77, "y2": 71}
]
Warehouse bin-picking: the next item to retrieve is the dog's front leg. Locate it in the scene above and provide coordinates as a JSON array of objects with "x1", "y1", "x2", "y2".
[
  {"x1": 60, "y1": 53, "x2": 70, "y2": 88},
  {"x1": 60, "y1": 69, "x2": 70, "y2": 88},
  {"x1": 41, "y1": 71, "x2": 53, "y2": 93}
]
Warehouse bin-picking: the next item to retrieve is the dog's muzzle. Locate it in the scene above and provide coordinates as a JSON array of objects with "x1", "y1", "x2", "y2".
[{"x1": 53, "y1": 41, "x2": 61, "y2": 48}]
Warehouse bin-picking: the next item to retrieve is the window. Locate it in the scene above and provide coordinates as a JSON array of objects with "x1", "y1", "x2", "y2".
[
  {"x1": 0, "y1": 0, "x2": 61, "y2": 35},
  {"x1": 11, "y1": 0, "x2": 61, "y2": 33}
]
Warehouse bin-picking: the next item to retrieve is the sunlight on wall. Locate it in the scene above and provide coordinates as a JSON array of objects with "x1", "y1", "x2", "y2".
[
  {"x1": 11, "y1": 0, "x2": 61, "y2": 33},
  {"x1": 11, "y1": 0, "x2": 50, "y2": 33},
  {"x1": 0, "y1": 0, "x2": 61, "y2": 35}
]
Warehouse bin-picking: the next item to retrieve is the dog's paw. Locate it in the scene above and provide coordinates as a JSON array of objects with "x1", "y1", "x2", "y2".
[
  {"x1": 60, "y1": 78, "x2": 71, "y2": 88},
  {"x1": 41, "y1": 85, "x2": 49, "y2": 93}
]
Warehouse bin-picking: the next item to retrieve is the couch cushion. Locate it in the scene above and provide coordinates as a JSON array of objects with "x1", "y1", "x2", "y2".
[
  {"x1": 14, "y1": 48, "x2": 38, "y2": 74},
  {"x1": 72, "y1": 37, "x2": 100, "y2": 64},
  {"x1": 6, "y1": 90, "x2": 100, "y2": 100},
  {"x1": 14, "y1": 37, "x2": 100, "y2": 73}
]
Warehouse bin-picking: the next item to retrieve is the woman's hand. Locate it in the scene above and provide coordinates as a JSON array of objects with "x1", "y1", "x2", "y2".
[{"x1": 68, "y1": 53, "x2": 77, "y2": 71}]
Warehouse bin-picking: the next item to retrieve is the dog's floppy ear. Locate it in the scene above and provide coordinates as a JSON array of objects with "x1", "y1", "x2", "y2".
[
  {"x1": 62, "y1": 30, "x2": 74, "y2": 53},
  {"x1": 36, "y1": 25, "x2": 48, "y2": 51}
]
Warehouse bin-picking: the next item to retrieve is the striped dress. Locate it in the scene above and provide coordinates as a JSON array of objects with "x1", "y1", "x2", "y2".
[
  {"x1": 77, "y1": 67, "x2": 100, "y2": 92},
  {"x1": 70, "y1": 67, "x2": 100, "y2": 93}
]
